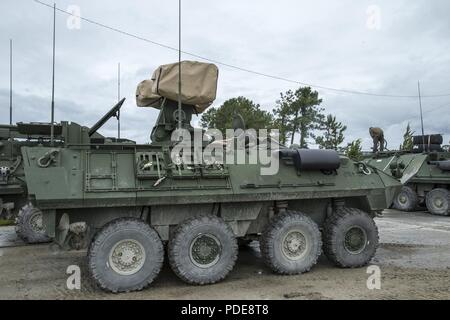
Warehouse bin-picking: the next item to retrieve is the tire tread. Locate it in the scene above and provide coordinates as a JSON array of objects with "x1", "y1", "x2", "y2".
[
  {"x1": 87, "y1": 217, "x2": 164, "y2": 293},
  {"x1": 323, "y1": 207, "x2": 378, "y2": 268},
  {"x1": 168, "y1": 215, "x2": 238, "y2": 285}
]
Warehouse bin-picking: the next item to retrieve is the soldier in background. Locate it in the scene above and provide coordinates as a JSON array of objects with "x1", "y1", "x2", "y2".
[{"x1": 369, "y1": 127, "x2": 385, "y2": 153}]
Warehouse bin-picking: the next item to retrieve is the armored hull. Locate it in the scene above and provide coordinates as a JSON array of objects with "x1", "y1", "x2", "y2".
[{"x1": 19, "y1": 118, "x2": 401, "y2": 292}]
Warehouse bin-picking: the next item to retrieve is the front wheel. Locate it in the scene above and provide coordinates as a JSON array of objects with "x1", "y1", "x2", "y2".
[
  {"x1": 393, "y1": 186, "x2": 418, "y2": 211},
  {"x1": 15, "y1": 204, "x2": 50, "y2": 244},
  {"x1": 323, "y1": 207, "x2": 378, "y2": 268},
  {"x1": 87, "y1": 218, "x2": 164, "y2": 293},
  {"x1": 426, "y1": 188, "x2": 449, "y2": 216}
]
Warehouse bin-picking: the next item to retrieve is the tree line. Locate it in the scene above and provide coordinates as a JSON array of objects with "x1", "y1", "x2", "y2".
[{"x1": 200, "y1": 86, "x2": 414, "y2": 161}]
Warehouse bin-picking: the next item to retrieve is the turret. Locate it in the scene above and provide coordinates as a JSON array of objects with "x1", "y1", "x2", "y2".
[{"x1": 136, "y1": 61, "x2": 218, "y2": 144}]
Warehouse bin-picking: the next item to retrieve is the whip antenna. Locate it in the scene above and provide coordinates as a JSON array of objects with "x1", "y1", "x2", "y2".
[
  {"x1": 177, "y1": 0, "x2": 182, "y2": 129},
  {"x1": 50, "y1": 3, "x2": 56, "y2": 146},
  {"x1": 117, "y1": 62, "x2": 121, "y2": 139},
  {"x1": 417, "y1": 81, "x2": 425, "y2": 151},
  {"x1": 9, "y1": 39, "x2": 13, "y2": 125}
]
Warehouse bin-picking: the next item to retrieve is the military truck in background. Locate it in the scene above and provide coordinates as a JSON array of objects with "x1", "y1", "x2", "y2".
[
  {"x1": 0, "y1": 124, "x2": 25, "y2": 221},
  {"x1": 0, "y1": 102, "x2": 132, "y2": 244},
  {"x1": 13, "y1": 61, "x2": 402, "y2": 292},
  {"x1": 0, "y1": 123, "x2": 54, "y2": 243},
  {"x1": 364, "y1": 134, "x2": 450, "y2": 216}
]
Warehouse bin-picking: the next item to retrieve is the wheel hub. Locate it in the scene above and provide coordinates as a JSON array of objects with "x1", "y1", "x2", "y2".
[
  {"x1": 30, "y1": 212, "x2": 44, "y2": 233},
  {"x1": 109, "y1": 239, "x2": 146, "y2": 275},
  {"x1": 282, "y1": 231, "x2": 307, "y2": 260},
  {"x1": 190, "y1": 234, "x2": 221, "y2": 268},
  {"x1": 433, "y1": 197, "x2": 444, "y2": 208},
  {"x1": 398, "y1": 194, "x2": 408, "y2": 204},
  {"x1": 344, "y1": 226, "x2": 367, "y2": 255}
]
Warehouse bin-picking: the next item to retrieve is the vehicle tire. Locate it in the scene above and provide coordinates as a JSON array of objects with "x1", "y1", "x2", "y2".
[
  {"x1": 168, "y1": 215, "x2": 238, "y2": 285},
  {"x1": 425, "y1": 188, "x2": 449, "y2": 216},
  {"x1": 393, "y1": 186, "x2": 418, "y2": 211},
  {"x1": 413, "y1": 134, "x2": 443, "y2": 145},
  {"x1": 260, "y1": 211, "x2": 322, "y2": 275},
  {"x1": 15, "y1": 204, "x2": 51, "y2": 244},
  {"x1": 87, "y1": 218, "x2": 164, "y2": 293},
  {"x1": 323, "y1": 207, "x2": 378, "y2": 268},
  {"x1": 414, "y1": 144, "x2": 443, "y2": 152}
]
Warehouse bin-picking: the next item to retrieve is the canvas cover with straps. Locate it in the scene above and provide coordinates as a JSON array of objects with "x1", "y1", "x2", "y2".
[
  {"x1": 136, "y1": 79, "x2": 162, "y2": 108},
  {"x1": 136, "y1": 61, "x2": 218, "y2": 113}
]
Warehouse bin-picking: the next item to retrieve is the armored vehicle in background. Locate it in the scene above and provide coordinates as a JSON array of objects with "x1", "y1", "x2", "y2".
[
  {"x1": 18, "y1": 61, "x2": 402, "y2": 292},
  {"x1": 0, "y1": 101, "x2": 129, "y2": 243},
  {"x1": 0, "y1": 123, "x2": 54, "y2": 243},
  {"x1": 0, "y1": 124, "x2": 26, "y2": 220},
  {"x1": 364, "y1": 134, "x2": 450, "y2": 216}
]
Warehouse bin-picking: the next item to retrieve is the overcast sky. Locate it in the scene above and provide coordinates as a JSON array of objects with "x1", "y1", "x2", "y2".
[{"x1": 0, "y1": 0, "x2": 449, "y2": 149}]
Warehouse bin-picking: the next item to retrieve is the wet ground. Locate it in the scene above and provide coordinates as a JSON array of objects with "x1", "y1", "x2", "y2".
[{"x1": 0, "y1": 209, "x2": 449, "y2": 300}]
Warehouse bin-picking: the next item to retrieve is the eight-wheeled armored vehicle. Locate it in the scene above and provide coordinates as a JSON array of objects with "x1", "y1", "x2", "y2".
[
  {"x1": 364, "y1": 134, "x2": 450, "y2": 216},
  {"x1": 17, "y1": 62, "x2": 402, "y2": 292}
]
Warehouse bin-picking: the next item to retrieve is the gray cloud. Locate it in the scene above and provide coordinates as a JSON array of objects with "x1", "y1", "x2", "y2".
[{"x1": 0, "y1": 0, "x2": 448, "y2": 148}]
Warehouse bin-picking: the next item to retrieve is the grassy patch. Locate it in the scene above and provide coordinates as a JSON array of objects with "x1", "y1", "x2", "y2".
[{"x1": 0, "y1": 219, "x2": 15, "y2": 226}]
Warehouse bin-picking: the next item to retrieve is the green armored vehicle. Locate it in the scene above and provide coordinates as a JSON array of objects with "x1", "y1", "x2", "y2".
[
  {"x1": 0, "y1": 123, "x2": 55, "y2": 243},
  {"x1": 18, "y1": 62, "x2": 401, "y2": 292},
  {"x1": 0, "y1": 124, "x2": 25, "y2": 221},
  {"x1": 364, "y1": 134, "x2": 450, "y2": 216}
]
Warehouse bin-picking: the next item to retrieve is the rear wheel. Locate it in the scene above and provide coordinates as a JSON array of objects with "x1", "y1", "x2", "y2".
[
  {"x1": 15, "y1": 204, "x2": 50, "y2": 244},
  {"x1": 260, "y1": 211, "x2": 322, "y2": 275},
  {"x1": 393, "y1": 186, "x2": 418, "y2": 211},
  {"x1": 323, "y1": 207, "x2": 378, "y2": 268},
  {"x1": 426, "y1": 188, "x2": 449, "y2": 216},
  {"x1": 168, "y1": 215, "x2": 238, "y2": 285},
  {"x1": 87, "y1": 218, "x2": 164, "y2": 293}
]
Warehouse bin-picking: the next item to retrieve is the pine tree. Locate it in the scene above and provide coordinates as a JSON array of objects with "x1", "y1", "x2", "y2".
[
  {"x1": 315, "y1": 114, "x2": 347, "y2": 150},
  {"x1": 345, "y1": 139, "x2": 364, "y2": 161},
  {"x1": 273, "y1": 87, "x2": 324, "y2": 148},
  {"x1": 400, "y1": 123, "x2": 414, "y2": 151}
]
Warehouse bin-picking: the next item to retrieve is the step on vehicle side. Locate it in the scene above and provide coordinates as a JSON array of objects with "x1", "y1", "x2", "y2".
[
  {"x1": 364, "y1": 134, "x2": 450, "y2": 216},
  {"x1": 19, "y1": 62, "x2": 402, "y2": 292}
]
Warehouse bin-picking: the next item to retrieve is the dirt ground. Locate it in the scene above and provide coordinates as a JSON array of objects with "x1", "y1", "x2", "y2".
[{"x1": 0, "y1": 209, "x2": 449, "y2": 300}]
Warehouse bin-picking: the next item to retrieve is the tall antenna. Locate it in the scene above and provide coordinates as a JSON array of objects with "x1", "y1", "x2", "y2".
[
  {"x1": 177, "y1": 0, "x2": 182, "y2": 129},
  {"x1": 117, "y1": 62, "x2": 121, "y2": 139},
  {"x1": 50, "y1": 3, "x2": 56, "y2": 146},
  {"x1": 9, "y1": 39, "x2": 12, "y2": 125},
  {"x1": 417, "y1": 81, "x2": 425, "y2": 151}
]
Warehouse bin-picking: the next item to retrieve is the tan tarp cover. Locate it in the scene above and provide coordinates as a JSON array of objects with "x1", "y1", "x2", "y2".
[
  {"x1": 151, "y1": 61, "x2": 218, "y2": 113},
  {"x1": 136, "y1": 79, "x2": 162, "y2": 108}
]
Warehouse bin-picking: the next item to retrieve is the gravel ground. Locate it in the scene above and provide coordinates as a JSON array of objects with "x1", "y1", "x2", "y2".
[{"x1": 0, "y1": 209, "x2": 449, "y2": 300}]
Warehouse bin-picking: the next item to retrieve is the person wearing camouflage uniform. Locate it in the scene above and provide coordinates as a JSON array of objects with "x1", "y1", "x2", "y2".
[{"x1": 369, "y1": 127, "x2": 385, "y2": 152}]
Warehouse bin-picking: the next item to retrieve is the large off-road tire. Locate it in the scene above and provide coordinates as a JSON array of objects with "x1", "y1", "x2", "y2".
[
  {"x1": 87, "y1": 218, "x2": 164, "y2": 293},
  {"x1": 413, "y1": 134, "x2": 443, "y2": 145},
  {"x1": 393, "y1": 186, "x2": 418, "y2": 211},
  {"x1": 15, "y1": 204, "x2": 50, "y2": 244},
  {"x1": 414, "y1": 144, "x2": 443, "y2": 153},
  {"x1": 323, "y1": 207, "x2": 378, "y2": 268},
  {"x1": 168, "y1": 215, "x2": 238, "y2": 285},
  {"x1": 260, "y1": 211, "x2": 322, "y2": 275},
  {"x1": 425, "y1": 188, "x2": 449, "y2": 216}
]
